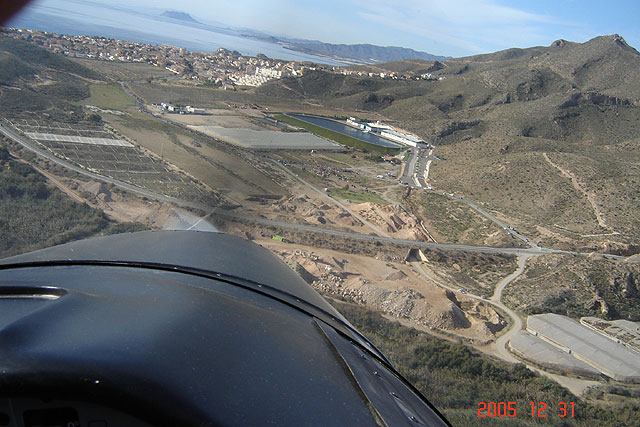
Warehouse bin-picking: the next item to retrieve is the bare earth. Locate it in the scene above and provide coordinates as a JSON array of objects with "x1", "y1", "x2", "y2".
[{"x1": 246, "y1": 236, "x2": 506, "y2": 344}]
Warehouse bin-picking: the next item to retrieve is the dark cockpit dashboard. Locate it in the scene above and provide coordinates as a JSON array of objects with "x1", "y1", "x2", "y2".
[{"x1": 0, "y1": 231, "x2": 449, "y2": 426}]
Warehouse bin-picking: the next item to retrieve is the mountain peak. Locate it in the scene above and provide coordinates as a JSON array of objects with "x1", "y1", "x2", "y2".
[
  {"x1": 160, "y1": 11, "x2": 199, "y2": 24},
  {"x1": 551, "y1": 39, "x2": 569, "y2": 48}
]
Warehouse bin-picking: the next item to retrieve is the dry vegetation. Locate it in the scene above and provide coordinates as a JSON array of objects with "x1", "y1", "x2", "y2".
[
  {"x1": 402, "y1": 188, "x2": 516, "y2": 247},
  {"x1": 71, "y1": 58, "x2": 174, "y2": 81},
  {"x1": 504, "y1": 254, "x2": 640, "y2": 321}
]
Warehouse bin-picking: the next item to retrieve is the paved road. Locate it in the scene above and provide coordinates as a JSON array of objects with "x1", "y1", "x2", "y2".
[
  {"x1": 3, "y1": 121, "x2": 627, "y2": 261},
  {"x1": 458, "y1": 195, "x2": 539, "y2": 249},
  {"x1": 400, "y1": 147, "x2": 418, "y2": 186},
  {"x1": 401, "y1": 146, "x2": 435, "y2": 189},
  {"x1": 431, "y1": 184, "x2": 537, "y2": 249},
  {"x1": 400, "y1": 146, "x2": 433, "y2": 188},
  {"x1": 400, "y1": 143, "x2": 540, "y2": 249},
  {"x1": 213, "y1": 207, "x2": 553, "y2": 256}
]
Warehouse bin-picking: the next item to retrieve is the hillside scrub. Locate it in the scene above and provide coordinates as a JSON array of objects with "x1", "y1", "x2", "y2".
[
  {"x1": 0, "y1": 146, "x2": 145, "y2": 258},
  {"x1": 333, "y1": 300, "x2": 640, "y2": 426}
]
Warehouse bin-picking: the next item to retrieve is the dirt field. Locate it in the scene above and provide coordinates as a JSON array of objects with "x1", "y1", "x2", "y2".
[
  {"x1": 161, "y1": 112, "x2": 263, "y2": 129},
  {"x1": 255, "y1": 237, "x2": 507, "y2": 344},
  {"x1": 101, "y1": 114, "x2": 285, "y2": 203},
  {"x1": 71, "y1": 58, "x2": 174, "y2": 81}
]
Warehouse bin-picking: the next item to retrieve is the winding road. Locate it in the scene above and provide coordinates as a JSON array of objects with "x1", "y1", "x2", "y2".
[
  {"x1": 411, "y1": 254, "x2": 530, "y2": 365},
  {"x1": 491, "y1": 255, "x2": 532, "y2": 363}
]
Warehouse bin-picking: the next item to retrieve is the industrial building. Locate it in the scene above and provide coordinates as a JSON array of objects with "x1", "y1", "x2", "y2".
[
  {"x1": 346, "y1": 117, "x2": 425, "y2": 147},
  {"x1": 524, "y1": 314, "x2": 640, "y2": 383},
  {"x1": 509, "y1": 331, "x2": 601, "y2": 379}
]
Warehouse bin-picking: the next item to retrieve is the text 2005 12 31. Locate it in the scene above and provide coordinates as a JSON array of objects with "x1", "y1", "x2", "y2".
[{"x1": 478, "y1": 402, "x2": 574, "y2": 418}]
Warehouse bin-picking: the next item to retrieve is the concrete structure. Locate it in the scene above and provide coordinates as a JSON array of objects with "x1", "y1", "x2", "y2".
[
  {"x1": 25, "y1": 132, "x2": 133, "y2": 147},
  {"x1": 380, "y1": 129, "x2": 422, "y2": 148},
  {"x1": 256, "y1": 67, "x2": 283, "y2": 79},
  {"x1": 581, "y1": 317, "x2": 640, "y2": 353},
  {"x1": 527, "y1": 314, "x2": 640, "y2": 382},
  {"x1": 157, "y1": 103, "x2": 205, "y2": 115},
  {"x1": 509, "y1": 331, "x2": 601, "y2": 379},
  {"x1": 185, "y1": 106, "x2": 206, "y2": 114},
  {"x1": 232, "y1": 67, "x2": 283, "y2": 87},
  {"x1": 347, "y1": 117, "x2": 367, "y2": 130},
  {"x1": 189, "y1": 126, "x2": 341, "y2": 150},
  {"x1": 346, "y1": 118, "x2": 424, "y2": 147},
  {"x1": 367, "y1": 121, "x2": 392, "y2": 131},
  {"x1": 232, "y1": 73, "x2": 272, "y2": 87}
]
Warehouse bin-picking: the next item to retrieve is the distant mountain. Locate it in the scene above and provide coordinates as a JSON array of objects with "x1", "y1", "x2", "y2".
[
  {"x1": 237, "y1": 31, "x2": 449, "y2": 64},
  {"x1": 160, "y1": 11, "x2": 200, "y2": 24},
  {"x1": 283, "y1": 41, "x2": 450, "y2": 64}
]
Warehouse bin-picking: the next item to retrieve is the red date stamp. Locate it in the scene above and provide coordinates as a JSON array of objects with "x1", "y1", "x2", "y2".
[{"x1": 477, "y1": 402, "x2": 574, "y2": 418}]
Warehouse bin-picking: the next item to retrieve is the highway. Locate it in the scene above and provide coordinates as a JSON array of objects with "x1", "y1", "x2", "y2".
[
  {"x1": 211, "y1": 207, "x2": 556, "y2": 256},
  {"x1": 400, "y1": 142, "x2": 540, "y2": 249},
  {"x1": 114, "y1": 81, "x2": 541, "y2": 252},
  {"x1": 401, "y1": 145, "x2": 436, "y2": 189},
  {"x1": 456, "y1": 194, "x2": 539, "y2": 249},
  {"x1": 3, "y1": 118, "x2": 627, "y2": 393},
  {"x1": 2, "y1": 121, "x2": 626, "y2": 263},
  {"x1": 400, "y1": 147, "x2": 419, "y2": 186},
  {"x1": 120, "y1": 82, "x2": 554, "y2": 253}
]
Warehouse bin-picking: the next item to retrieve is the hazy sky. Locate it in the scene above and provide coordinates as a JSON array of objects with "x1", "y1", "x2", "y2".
[{"x1": 15, "y1": 0, "x2": 640, "y2": 57}]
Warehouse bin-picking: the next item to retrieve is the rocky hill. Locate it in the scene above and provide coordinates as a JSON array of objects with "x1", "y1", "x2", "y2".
[
  {"x1": 258, "y1": 34, "x2": 640, "y2": 248},
  {"x1": 160, "y1": 10, "x2": 200, "y2": 23}
]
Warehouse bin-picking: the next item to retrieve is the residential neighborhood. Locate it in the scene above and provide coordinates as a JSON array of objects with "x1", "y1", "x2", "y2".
[{"x1": 2, "y1": 27, "x2": 445, "y2": 88}]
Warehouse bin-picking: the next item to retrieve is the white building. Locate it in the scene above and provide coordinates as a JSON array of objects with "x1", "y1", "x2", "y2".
[
  {"x1": 256, "y1": 67, "x2": 283, "y2": 79},
  {"x1": 346, "y1": 118, "x2": 424, "y2": 147}
]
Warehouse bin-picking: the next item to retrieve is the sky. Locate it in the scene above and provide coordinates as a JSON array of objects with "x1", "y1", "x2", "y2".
[{"x1": 14, "y1": 0, "x2": 640, "y2": 57}]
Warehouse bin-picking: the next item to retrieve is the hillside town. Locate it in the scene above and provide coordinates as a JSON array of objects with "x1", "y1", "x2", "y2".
[{"x1": 2, "y1": 27, "x2": 444, "y2": 87}]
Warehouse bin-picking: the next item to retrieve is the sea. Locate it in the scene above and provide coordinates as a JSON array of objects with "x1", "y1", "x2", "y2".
[{"x1": 7, "y1": 0, "x2": 343, "y2": 65}]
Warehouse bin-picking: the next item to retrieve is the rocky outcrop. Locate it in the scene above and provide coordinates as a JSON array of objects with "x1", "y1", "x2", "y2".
[
  {"x1": 617, "y1": 272, "x2": 639, "y2": 298},
  {"x1": 559, "y1": 91, "x2": 632, "y2": 109},
  {"x1": 80, "y1": 181, "x2": 112, "y2": 202},
  {"x1": 384, "y1": 270, "x2": 407, "y2": 281}
]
